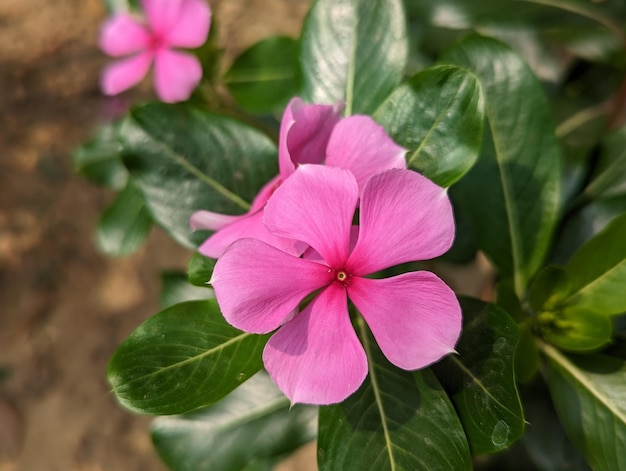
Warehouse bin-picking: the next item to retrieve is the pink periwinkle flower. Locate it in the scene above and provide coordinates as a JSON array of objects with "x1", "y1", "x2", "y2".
[
  {"x1": 211, "y1": 165, "x2": 462, "y2": 405},
  {"x1": 190, "y1": 97, "x2": 406, "y2": 257},
  {"x1": 99, "y1": 0, "x2": 211, "y2": 103}
]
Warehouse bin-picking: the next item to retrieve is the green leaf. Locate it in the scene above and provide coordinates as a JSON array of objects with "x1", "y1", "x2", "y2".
[
  {"x1": 584, "y1": 126, "x2": 626, "y2": 201},
  {"x1": 373, "y1": 64, "x2": 484, "y2": 187},
  {"x1": 95, "y1": 180, "x2": 153, "y2": 257},
  {"x1": 542, "y1": 343, "x2": 626, "y2": 471},
  {"x1": 160, "y1": 272, "x2": 213, "y2": 309},
  {"x1": 73, "y1": 122, "x2": 127, "y2": 189},
  {"x1": 151, "y1": 373, "x2": 317, "y2": 471},
  {"x1": 561, "y1": 213, "x2": 626, "y2": 316},
  {"x1": 539, "y1": 307, "x2": 613, "y2": 352},
  {"x1": 119, "y1": 103, "x2": 278, "y2": 248},
  {"x1": 318, "y1": 321, "x2": 471, "y2": 471},
  {"x1": 187, "y1": 252, "x2": 216, "y2": 287},
  {"x1": 434, "y1": 297, "x2": 524, "y2": 455},
  {"x1": 108, "y1": 299, "x2": 269, "y2": 415},
  {"x1": 225, "y1": 36, "x2": 298, "y2": 115},
  {"x1": 528, "y1": 265, "x2": 571, "y2": 311},
  {"x1": 441, "y1": 34, "x2": 562, "y2": 297},
  {"x1": 300, "y1": 0, "x2": 408, "y2": 116}
]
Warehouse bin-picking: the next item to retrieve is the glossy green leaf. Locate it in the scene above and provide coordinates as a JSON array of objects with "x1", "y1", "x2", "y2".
[
  {"x1": 151, "y1": 373, "x2": 317, "y2": 471},
  {"x1": 441, "y1": 35, "x2": 562, "y2": 297},
  {"x1": 108, "y1": 299, "x2": 269, "y2": 415},
  {"x1": 539, "y1": 307, "x2": 613, "y2": 352},
  {"x1": 560, "y1": 213, "x2": 626, "y2": 315},
  {"x1": 73, "y1": 122, "x2": 127, "y2": 189},
  {"x1": 434, "y1": 297, "x2": 524, "y2": 455},
  {"x1": 225, "y1": 36, "x2": 298, "y2": 115},
  {"x1": 300, "y1": 0, "x2": 408, "y2": 115},
  {"x1": 160, "y1": 272, "x2": 213, "y2": 309},
  {"x1": 187, "y1": 252, "x2": 216, "y2": 287},
  {"x1": 373, "y1": 65, "x2": 484, "y2": 187},
  {"x1": 584, "y1": 126, "x2": 626, "y2": 201},
  {"x1": 119, "y1": 103, "x2": 277, "y2": 248},
  {"x1": 95, "y1": 180, "x2": 152, "y2": 257},
  {"x1": 542, "y1": 343, "x2": 626, "y2": 471},
  {"x1": 318, "y1": 321, "x2": 471, "y2": 471}
]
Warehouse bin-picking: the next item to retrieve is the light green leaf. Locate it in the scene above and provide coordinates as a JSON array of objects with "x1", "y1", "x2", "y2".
[
  {"x1": 95, "y1": 180, "x2": 152, "y2": 257},
  {"x1": 442, "y1": 34, "x2": 562, "y2": 297},
  {"x1": 160, "y1": 272, "x2": 212, "y2": 309},
  {"x1": 542, "y1": 343, "x2": 626, "y2": 471},
  {"x1": 584, "y1": 126, "x2": 626, "y2": 201},
  {"x1": 119, "y1": 103, "x2": 277, "y2": 248},
  {"x1": 187, "y1": 252, "x2": 216, "y2": 287},
  {"x1": 318, "y1": 321, "x2": 471, "y2": 470},
  {"x1": 539, "y1": 307, "x2": 613, "y2": 352},
  {"x1": 300, "y1": 0, "x2": 408, "y2": 115},
  {"x1": 435, "y1": 297, "x2": 525, "y2": 455},
  {"x1": 151, "y1": 373, "x2": 317, "y2": 471},
  {"x1": 373, "y1": 65, "x2": 484, "y2": 187},
  {"x1": 108, "y1": 299, "x2": 268, "y2": 415}
]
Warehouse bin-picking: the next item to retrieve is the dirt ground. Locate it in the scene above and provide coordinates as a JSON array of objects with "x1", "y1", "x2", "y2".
[{"x1": 0, "y1": 0, "x2": 316, "y2": 469}]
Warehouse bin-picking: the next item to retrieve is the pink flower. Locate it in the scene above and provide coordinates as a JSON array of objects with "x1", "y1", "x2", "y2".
[
  {"x1": 211, "y1": 165, "x2": 462, "y2": 405},
  {"x1": 190, "y1": 97, "x2": 406, "y2": 257},
  {"x1": 99, "y1": 0, "x2": 211, "y2": 103}
]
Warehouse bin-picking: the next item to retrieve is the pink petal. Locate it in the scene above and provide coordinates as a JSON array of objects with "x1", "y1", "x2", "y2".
[
  {"x1": 141, "y1": 0, "x2": 182, "y2": 36},
  {"x1": 278, "y1": 98, "x2": 342, "y2": 178},
  {"x1": 198, "y1": 209, "x2": 305, "y2": 259},
  {"x1": 211, "y1": 239, "x2": 333, "y2": 333},
  {"x1": 100, "y1": 52, "x2": 153, "y2": 96},
  {"x1": 190, "y1": 210, "x2": 242, "y2": 231},
  {"x1": 348, "y1": 272, "x2": 461, "y2": 370},
  {"x1": 346, "y1": 169, "x2": 455, "y2": 275},
  {"x1": 153, "y1": 49, "x2": 202, "y2": 102},
  {"x1": 99, "y1": 14, "x2": 151, "y2": 57},
  {"x1": 163, "y1": 0, "x2": 211, "y2": 48},
  {"x1": 264, "y1": 165, "x2": 358, "y2": 268},
  {"x1": 263, "y1": 283, "x2": 368, "y2": 405},
  {"x1": 325, "y1": 115, "x2": 406, "y2": 191}
]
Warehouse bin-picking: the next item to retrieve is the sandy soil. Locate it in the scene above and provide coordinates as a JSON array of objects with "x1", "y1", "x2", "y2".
[{"x1": 0, "y1": 0, "x2": 314, "y2": 469}]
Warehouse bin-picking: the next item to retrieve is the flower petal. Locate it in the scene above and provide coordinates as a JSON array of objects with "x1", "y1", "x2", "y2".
[
  {"x1": 346, "y1": 169, "x2": 455, "y2": 275},
  {"x1": 100, "y1": 52, "x2": 153, "y2": 96},
  {"x1": 153, "y1": 49, "x2": 202, "y2": 102},
  {"x1": 198, "y1": 209, "x2": 305, "y2": 258},
  {"x1": 263, "y1": 283, "x2": 368, "y2": 405},
  {"x1": 211, "y1": 239, "x2": 333, "y2": 333},
  {"x1": 163, "y1": 0, "x2": 211, "y2": 48},
  {"x1": 326, "y1": 115, "x2": 406, "y2": 191},
  {"x1": 99, "y1": 14, "x2": 151, "y2": 57},
  {"x1": 348, "y1": 272, "x2": 461, "y2": 370},
  {"x1": 141, "y1": 0, "x2": 181, "y2": 36},
  {"x1": 264, "y1": 165, "x2": 358, "y2": 267},
  {"x1": 278, "y1": 98, "x2": 342, "y2": 178}
]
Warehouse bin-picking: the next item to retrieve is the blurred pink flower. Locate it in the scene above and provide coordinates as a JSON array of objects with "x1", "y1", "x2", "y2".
[
  {"x1": 190, "y1": 97, "x2": 406, "y2": 257},
  {"x1": 99, "y1": 0, "x2": 211, "y2": 103},
  {"x1": 211, "y1": 165, "x2": 461, "y2": 405}
]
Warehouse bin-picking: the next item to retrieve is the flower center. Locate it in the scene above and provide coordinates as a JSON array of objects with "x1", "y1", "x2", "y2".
[{"x1": 334, "y1": 270, "x2": 351, "y2": 287}]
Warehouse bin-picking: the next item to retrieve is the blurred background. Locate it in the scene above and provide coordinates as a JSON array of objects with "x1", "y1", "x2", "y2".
[{"x1": 0, "y1": 0, "x2": 314, "y2": 469}]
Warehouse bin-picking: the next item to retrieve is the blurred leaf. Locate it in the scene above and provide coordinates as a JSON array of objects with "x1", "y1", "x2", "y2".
[
  {"x1": 539, "y1": 307, "x2": 613, "y2": 352},
  {"x1": 435, "y1": 297, "x2": 524, "y2": 455},
  {"x1": 160, "y1": 272, "x2": 213, "y2": 309},
  {"x1": 151, "y1": 373, "x2": 317, "y2": 471},
  {"x1": 188, "y1": 252, "x2": 216, "y2": 287},
  {"x1": 73, "y1": 122, "x2": 127, "y2": 189},
  {"x1": 441, "y1": 35, "x2": 562, "y2": 297},
  {"x1": 319, "y1": 329, "x2": 471, "y2": 470},
  {"x1": 374, "y1": 64, "x2": 484, "y2": 187},
  {"x1": 225, "y1": 36, "x2": 298, "y2": 115},
  {"x1": 300, "y1": 0, "x2": 408, "y2": 115},
  {"x1": 95, "y1": 180, "x2": 152, "y2": 257},
  {"x1": 542, "y1": 344, "x2": 626, "y2": 471},
  {"x1": 584, "y1": 126, "x2": 626, "y2": 201},
  {"x1": 528, "y1": 266, "x2": 571, "y2": 311},
  {"x1": 108, "y1": 299, "x2": 269, "y2": 415},
  {"x1": 560, "y1": 213, "x2": 626, "y2": 315},
  {"x1": 119, "y1": 103, "x2": 277, "y2": 248},
  {"x1": 515, "y1": 325, "x2": 541, "y2": 384}
]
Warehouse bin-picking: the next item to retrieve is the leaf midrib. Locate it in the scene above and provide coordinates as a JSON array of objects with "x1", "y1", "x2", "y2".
[{"x1": 566, "y1": 257, "x2": 626, "y2": 307}]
